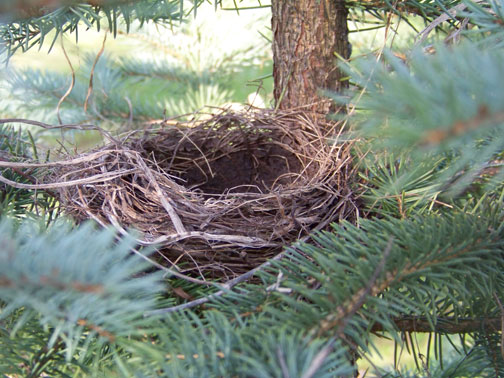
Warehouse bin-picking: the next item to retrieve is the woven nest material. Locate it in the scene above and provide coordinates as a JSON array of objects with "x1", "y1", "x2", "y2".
[{"x1": 55, "y1": 109, "x2": 355, "y2": 278}]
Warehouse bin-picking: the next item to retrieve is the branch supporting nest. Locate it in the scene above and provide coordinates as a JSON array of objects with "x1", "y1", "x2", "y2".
[{"x1": 2, "y1": 109, "x2": 356, "y2": 278}]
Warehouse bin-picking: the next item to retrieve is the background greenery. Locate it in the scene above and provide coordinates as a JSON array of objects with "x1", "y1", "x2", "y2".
[{"x1": 1, "y1": 1, "x2": 273, "y2": 150}]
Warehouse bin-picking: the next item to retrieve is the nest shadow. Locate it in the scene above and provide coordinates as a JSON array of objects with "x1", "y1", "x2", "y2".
[{"x1": 56, "y1": 109, "x2": 355, "y2": 278}]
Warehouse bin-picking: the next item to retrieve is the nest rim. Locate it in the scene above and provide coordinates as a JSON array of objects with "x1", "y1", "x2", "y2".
[{"x1": 53, "y1": 108, "x2": 356, "y2": 279}]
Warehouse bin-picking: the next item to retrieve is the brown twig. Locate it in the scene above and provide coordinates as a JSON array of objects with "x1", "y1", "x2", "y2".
[
  {"x1": 84, "y1": 31, "x2": 108, "y2": 113},
  {"x1": 414, "y1": 2, "x2": 470, "y2": 46},
  {"x1": 423, "y1": 108, "x2": 504, "y2": 146},
  {"x1": 0, "y1": 167, "x2": 138, "y2": 190},
  {"x1": 371, "y1": 316, "x2": 502, "y2": 334},
  {"x1": 130, "y1": 247, "x2": 217, "y2": 287},
  {"x1": 0, "y1": 118, "x2": 119, "y2": 144},
  {"x1": 57, "y1": 36, "x2": 75, "y2": 128}
]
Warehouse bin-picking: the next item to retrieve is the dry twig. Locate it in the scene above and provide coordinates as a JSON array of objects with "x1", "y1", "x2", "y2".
[{"x1": 1, "y1": 109, "x2": 356, "y2": 280}]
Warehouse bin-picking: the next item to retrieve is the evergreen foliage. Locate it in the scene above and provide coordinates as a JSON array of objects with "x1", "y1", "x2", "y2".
[
  {"x1": 0, "y1": 1, "x2": 182, "y2": 56},
  {"x1": 0, "y1": 218, "x2": 165, "y2": 376},
  {"x1": 346, "y1": 43, "x2": 504, "y2": 201},
  {"x1": 1, "y1": 0, "x2": 504, "y2": 376}
]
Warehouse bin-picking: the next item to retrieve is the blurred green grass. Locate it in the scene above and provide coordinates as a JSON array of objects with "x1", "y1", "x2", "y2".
[{"x1": 2, "y1": 1, "x2": 273, "y2": 150}]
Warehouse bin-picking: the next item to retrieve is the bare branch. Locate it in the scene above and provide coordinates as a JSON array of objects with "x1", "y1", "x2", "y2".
[
  {"x1": 372, "y1": 317, "x2": 502, "y2": 334},
  {"x1": 0, "y1": 118, "x2": 119, "y2": 144}
]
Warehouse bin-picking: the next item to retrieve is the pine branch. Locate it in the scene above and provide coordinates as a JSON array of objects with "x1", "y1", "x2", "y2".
[
  {"x1": 0, "y1": 0, "x2": 133, "y2": 20},
  {"x1": 202, "y1": 207, "x2": 504, "y2": 365},
  {"x1": 463, "y1": 0, "x2": 504, "y2": 47},
  {"x1": 350, "y1": 0, "x2": 461, "y2": 19},
  {"x1": 315, "y1": 213, "x2": 504, "y2": 338},
  {"x1": 0, "y1": 218, "x2": 164, "y2": 359},
  {"x1": 132, "y1": 311, "x2": 354, "y2": 377},
  {"x1": 0, "y1": 0, "x2": 182, "y2": 57},
  {"x1": 345, "y1": 43, "x2": 504, "y2": 197},
  {"x1": 0, "y1": 0, "x2": 474, "y2": 59}
]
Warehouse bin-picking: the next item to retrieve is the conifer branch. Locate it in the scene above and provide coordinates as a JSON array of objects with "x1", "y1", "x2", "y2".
[
  {"x1": 0, "y1": 1, "x2": 132, "y2": 20},
  {"x1": 303, "y1": 239, "x2": 393, "y2": 378},
  {"x1": 56, "y1": 36, "x2": 75, "y2": 126},
  {"x1": 316, "y1": 235, "x2": 500, "y2": 337},
  {"x1": 0, "y1": 219, "x2": 164, "y2": 358},
  {"x1": 0, "y1": 0, "x2": 182, "y2": 57}
]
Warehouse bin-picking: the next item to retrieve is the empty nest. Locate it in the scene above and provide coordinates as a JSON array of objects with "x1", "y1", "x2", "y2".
[{"x1": 55, "y1": 109, "x2": 355, "y2": 278}]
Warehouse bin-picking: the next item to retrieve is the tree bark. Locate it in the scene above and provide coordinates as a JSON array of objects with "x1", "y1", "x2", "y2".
[{"x1": 271, "y1": 0, "x2": 349, "y2": 117}]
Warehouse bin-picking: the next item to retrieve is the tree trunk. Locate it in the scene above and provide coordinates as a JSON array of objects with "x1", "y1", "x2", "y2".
[{"x1": 271, "y1": 0, "x2": 349, "y2": 117}]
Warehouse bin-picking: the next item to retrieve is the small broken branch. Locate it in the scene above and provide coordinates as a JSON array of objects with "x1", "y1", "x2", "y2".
[{"x1": 372, "y1": 316, "x2": 502, "y2": 334}]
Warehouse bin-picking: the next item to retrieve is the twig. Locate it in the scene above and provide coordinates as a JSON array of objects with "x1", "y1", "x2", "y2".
[
  {"x1": 130, "y1": 248, "x2": 217, "y2": 287},
  {"x1": 57, "y1": 35, "x2": 75, "y2": 128},
  {"x1": 84, "y1": 31, "x2": 108, "y2": 113},
  {"x1": 371, "y1": 316, "x2": 502, "y2": 334},
  {"x1": 143, "y1": 231, "x2": 275, "y2": 248},
  {"x1": 0, "y1": 118, "x2": 94, "y2": 129},
  {"x1": 414, "y1": 1, "x2": 486, "y2": 47},
  {"x1": 0, "y1": 168, "x2": 138, "y2": 190},
  {"x1": 125, "y1": 150, "x2": 187, "y2": 234},
  {"x1": 303, "y1": 336, "x2": 340, "y2": 378},
  {"x1": 0, "y1": 149, "x2": 118, "y2": 168},
  {"x1": 124, "y1": 96, "x2": 134, "y2": 126},
  {"x1": 0, "y1": 118, "x2": 119, "y2": 144},
  {"x1": 277, "y1": 347, "x2": 290, "y2": 378}
]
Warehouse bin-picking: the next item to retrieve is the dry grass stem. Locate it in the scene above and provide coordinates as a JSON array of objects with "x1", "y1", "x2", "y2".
[{"x1": 1, "y1": 109, "x2": 356, "y2": 278}]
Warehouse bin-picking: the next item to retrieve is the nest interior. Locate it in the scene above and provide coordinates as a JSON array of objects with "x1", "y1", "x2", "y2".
[{"x1": 56, "y1": 109, "x2": 355, "y2": 279}]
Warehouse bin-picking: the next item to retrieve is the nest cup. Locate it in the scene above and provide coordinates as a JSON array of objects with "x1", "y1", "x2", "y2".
[{"x1": 57, "y1": 109, "x2": 354, "y2": 278}]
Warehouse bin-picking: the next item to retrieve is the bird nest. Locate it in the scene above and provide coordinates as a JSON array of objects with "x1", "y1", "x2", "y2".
[{"x1": 54, "y1": 109, "x2": 355, "y2": 278}]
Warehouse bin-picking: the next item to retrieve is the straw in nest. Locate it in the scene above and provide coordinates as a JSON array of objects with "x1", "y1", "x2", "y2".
[{"x1": 7, "y1": 109, "x2": 356, "y2": 279}]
